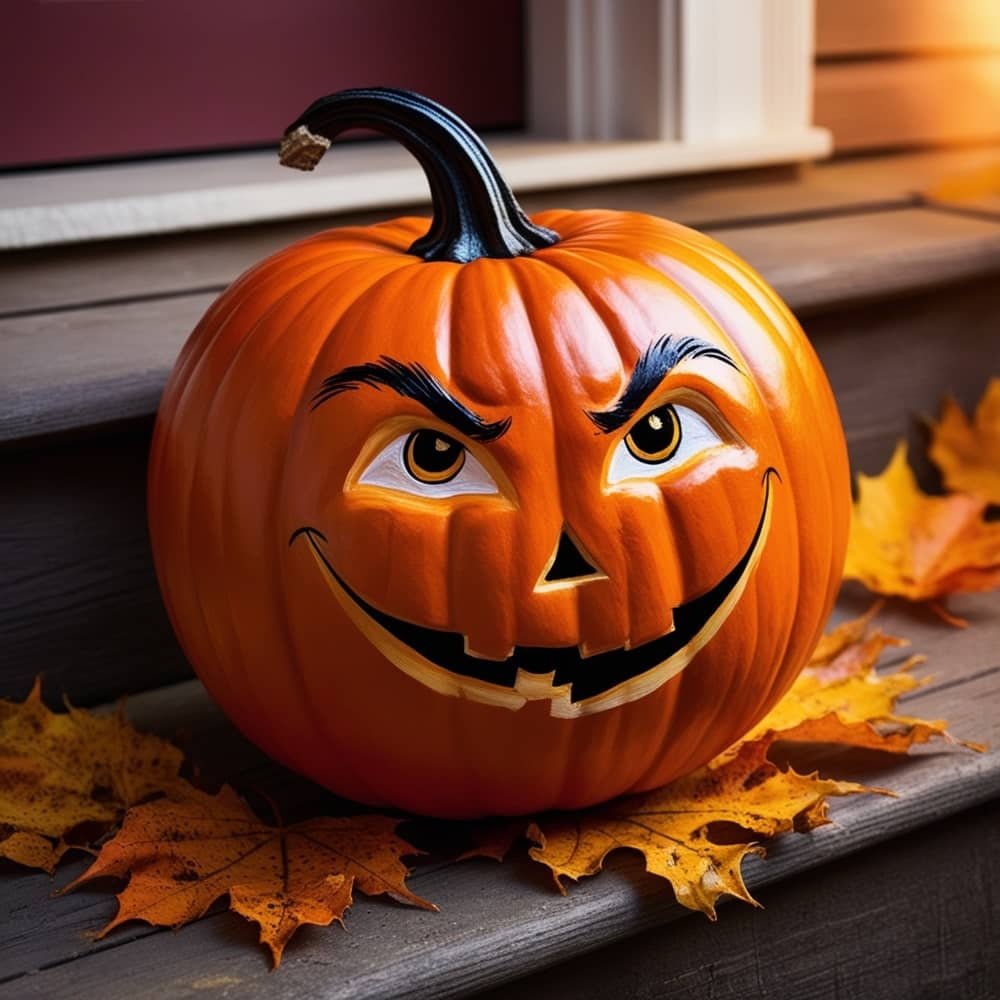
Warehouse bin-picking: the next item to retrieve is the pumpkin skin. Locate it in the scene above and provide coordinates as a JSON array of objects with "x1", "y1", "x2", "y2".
[{"x1": 148, "y1": 91, "x2": 850, "y2": 818}]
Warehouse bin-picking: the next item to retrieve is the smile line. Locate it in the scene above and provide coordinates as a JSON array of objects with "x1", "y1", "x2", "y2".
[{"x1": 291, "y1": 468, "x2": 777, "y2": 705}]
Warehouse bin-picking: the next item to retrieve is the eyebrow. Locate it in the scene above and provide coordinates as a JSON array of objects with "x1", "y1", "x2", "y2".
[
  {"x1": 312, "y1": 356, "x2": 511, "y2": 442},
  {"x1": 587, "y1": 335, "x2": 739, "y2": 434}
]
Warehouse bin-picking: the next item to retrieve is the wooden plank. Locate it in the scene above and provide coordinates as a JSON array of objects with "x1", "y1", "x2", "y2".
[
  {"x1": 476, "y1": 800, "x2": 1000, "y2": 1000},
  {"x1": 1, "y1": 612, "x2": 996, "y2": 997},
  {"x1": 816, "y1": 0, "x2": 1000, "y2": 57},
  {"x1": 0, "y1": 292, "x2": 213, "y2": 444},
  {"x1": 6, "y1": 147, "x2": 1000, "y2": 318},
  {"x1": 3, "y1": 207, "x2": 999, "y2": 447},
  {"x1": 814, "y1": 55, "x2": 1000, "y2": 152},
  {"x1": 0, "y1": 427, "x2": 191, "y2": 708},
  {"x1": 715, "y1": 207, "x2": 1000, "y2": 316},
  {"x1": 804, "y1": 277, "x2": 1000, "y2": 476}
]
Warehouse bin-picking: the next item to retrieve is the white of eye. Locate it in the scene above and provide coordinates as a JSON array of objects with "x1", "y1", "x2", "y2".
[
  {"x1": 356, "y1": 433, "x2": 500, "y2": 498},
  {"x1": 607, "y1": 404, "x2": 723, "y2": 485}
]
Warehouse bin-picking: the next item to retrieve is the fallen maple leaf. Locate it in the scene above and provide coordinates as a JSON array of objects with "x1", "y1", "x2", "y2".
[
  {"x1": 747, "y1": 608, "x2": 983, "y2": 753},
  {"x1": 928, "y1": 380, "x2": 1000, "y2": 505},
  {"x1": 0, "y1": 679, "x2": 185, "y2": 872},
  {"x1": 843, "y1": 442, "x2": 1000, "y2": 624},
  {"x1": 67, "y1": 785, "x2": 435, "y2": 968},
  {"x1": 527, "y1": 739, "x2": 866, "y2": 915},
  {"x1": 524, "y1": 607, "x2": 978, "y2": 914}
]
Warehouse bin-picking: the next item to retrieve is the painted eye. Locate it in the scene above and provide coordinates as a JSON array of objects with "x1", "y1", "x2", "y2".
[
  {"x1": 608, "y1": 403, "x2": 723, "y2": 484},
  {"x1": 624, "y1": 404, "x2": 681, "y2": 463},
  {"x1": 356, "y1": 429, "x2": 499, "y2": 498},
  {"x1": 404, "y1": 430, "x2": 465, "y2": 483}
]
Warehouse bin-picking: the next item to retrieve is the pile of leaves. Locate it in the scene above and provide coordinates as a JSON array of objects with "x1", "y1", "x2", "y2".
[{"x1": 0, "y1": 384, "x2": 996, "y2": 968}]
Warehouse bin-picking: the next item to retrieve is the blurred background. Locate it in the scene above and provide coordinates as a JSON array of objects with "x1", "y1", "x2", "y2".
[{"x1": 3, "y1": 0, "x2": 999, "y2": 171}]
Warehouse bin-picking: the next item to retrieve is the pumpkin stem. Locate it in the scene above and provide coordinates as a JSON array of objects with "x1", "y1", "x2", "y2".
[{"x1": 279, "y1": 88, "x2": 558, "y2": 263}]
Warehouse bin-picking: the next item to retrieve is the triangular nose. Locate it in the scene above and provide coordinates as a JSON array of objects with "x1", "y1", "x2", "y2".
[{"x1": 544, "y1": 530, "x2": 599, "y2": 583}]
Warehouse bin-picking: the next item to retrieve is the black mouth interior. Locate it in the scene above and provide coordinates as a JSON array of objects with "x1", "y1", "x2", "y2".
[{"x1": 293, "y1": 469, "x2": 775, "y2": 703}]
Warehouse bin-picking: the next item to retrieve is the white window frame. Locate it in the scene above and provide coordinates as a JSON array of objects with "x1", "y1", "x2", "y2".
[{"x1": 0, "y1": 0, "x2": 827, "y2": 250}]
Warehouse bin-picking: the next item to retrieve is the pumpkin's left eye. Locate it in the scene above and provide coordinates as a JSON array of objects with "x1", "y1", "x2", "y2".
[
  {"x1": 356, "y1": 429, "x2": 500, "y2": 498},
  {"x1": 608, "y1": 403, "x2": 723, "y2": 484}
]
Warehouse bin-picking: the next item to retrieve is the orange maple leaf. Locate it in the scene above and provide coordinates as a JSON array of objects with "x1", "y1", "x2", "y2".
[
  {"x1": 928, "y1": 379, "x2": 1000, "y2": 505},
  {"x1": 0, "y1": 679, "x2": 185, "y2": 872},
  {"x1": 524, "y1": 607, "x2": 979, "y2": 913},
  {"x1": 66, "y1": 785, "x2": 435, "y2": 968},
  {"x1": 843, "y1": 442, "x2": 1000, "y2": 624}
]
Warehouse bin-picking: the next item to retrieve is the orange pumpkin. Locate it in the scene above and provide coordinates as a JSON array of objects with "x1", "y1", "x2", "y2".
[{"x1": 149, "y1": 89, "x2": 850, "y2": 818}]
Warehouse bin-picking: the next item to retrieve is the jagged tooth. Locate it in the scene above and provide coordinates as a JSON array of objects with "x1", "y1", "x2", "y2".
[
  {"x1": 463, "y1": 636, "x2": 515, "y2": 662},
  {"x1": 578, "y1": 638, "x2": 629, "y2": 659}
]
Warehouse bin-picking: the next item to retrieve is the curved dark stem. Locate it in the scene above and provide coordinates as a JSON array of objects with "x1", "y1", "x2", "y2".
[{"x1": 279, "y1": 87, "x2": 558, "y2": 264}]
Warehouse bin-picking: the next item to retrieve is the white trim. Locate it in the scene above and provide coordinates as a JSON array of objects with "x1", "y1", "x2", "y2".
[
  {"x1": 0, "y1": 129, "x2": 831, "y2": 249},
  {"x1": 528, "y1": 0, "x2": 681, "y2": 140},
  {"x1": 679, "y1": 0, "x2": 816, "y2": 141}
]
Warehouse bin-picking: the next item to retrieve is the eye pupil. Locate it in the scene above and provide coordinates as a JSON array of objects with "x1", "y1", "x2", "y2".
[
  {"x1": 405, "y1": 430, "x2": 466, "y2": 483},
  {"x1": 626, "y1": 404, "x2": 681, "y2": 463}
]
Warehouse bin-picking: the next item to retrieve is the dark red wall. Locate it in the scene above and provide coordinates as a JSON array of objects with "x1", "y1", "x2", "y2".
[{"x1": 1, "y1": 0, "x2": 524, "y2": 169}]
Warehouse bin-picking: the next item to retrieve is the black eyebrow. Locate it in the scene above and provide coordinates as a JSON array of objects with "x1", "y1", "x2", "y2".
[
  {"x1": 587, "y1": 335, "x2": 738, "y2": 434},
  {"x1": 312, "y1": 356, "x2": 511, "y2": 442}
]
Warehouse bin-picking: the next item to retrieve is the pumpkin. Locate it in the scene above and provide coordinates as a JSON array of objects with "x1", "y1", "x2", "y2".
[{"x1": 149, "y1": 88, "x2": 850, "y2": 819}]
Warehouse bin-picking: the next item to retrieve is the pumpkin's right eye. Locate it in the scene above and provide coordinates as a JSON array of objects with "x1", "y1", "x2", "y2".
[
  {"x1": 608, "y1": 404, "x2": 723, "y2": 485},
  {"x1": 624, "y1": 404, "x2": 681, "y2": 464}
]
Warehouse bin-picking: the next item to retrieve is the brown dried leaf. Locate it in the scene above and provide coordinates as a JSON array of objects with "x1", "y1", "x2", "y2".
[
  {"x1": 0, "y1": 679, "x2": 185, "y2": 871},
  {"x1": 457, "y1": 819, "x2": 528, "y2": 863},
  {"x1": 67, "y1": 785, "x2": 435, "y2": 968}
]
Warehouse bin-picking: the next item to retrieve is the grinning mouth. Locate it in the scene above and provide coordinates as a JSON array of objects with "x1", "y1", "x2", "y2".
[{"x1": 292, "y1": 468, "x2": 777, "y2": 718}]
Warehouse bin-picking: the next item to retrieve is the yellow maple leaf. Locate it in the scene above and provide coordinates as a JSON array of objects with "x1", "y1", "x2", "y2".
[
  {"x1": 66, "y1": 785, "x2": 436, "y2": 968},
  {"x1": 928, "y1": 380, "x2": 1000, "y2": 505},
  {"x1": 843, "y1": 442, "x2": 1000, "y2": 623},
  {"x1": 746, "y1": 613, "x2": 983, "y2": 752},
  {"x1": 0, "y1": 679, "x2": 186, "y2": 872},
  {"x1": 527, "y1": 739, "x2": 866, "y2": 915}
]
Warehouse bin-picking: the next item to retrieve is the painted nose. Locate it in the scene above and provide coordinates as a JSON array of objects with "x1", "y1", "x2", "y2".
[{"x1": 543, "y1": 530, "x2": 602, "y2": 583}]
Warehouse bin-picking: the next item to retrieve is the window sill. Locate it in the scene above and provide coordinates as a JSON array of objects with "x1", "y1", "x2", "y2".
[{"x1": 0, "y1": 129, "x2": 831, "y2": 250}]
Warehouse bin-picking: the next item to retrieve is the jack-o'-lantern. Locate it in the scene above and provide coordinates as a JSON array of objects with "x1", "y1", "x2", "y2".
[{"x1": 148, "y1": 89, "x2": 850, "y2": 818}]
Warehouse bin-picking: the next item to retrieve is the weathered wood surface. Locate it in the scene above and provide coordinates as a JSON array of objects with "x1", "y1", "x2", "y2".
[
  {"x1": 0, "y1": 594, "x2": 997, "y2": 998},
  {"x1": 3, "y1": 206, "x2": 999, "y2": 446},
  {"x1": 478, "y1": 800, "x2": 1000, "y2": 1000},
  {"x1": 0, "y1": 428, "x2": 190, "y2": 702}
]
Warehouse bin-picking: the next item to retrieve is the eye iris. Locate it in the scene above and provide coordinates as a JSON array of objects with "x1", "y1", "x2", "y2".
[
  {"x1": 404, "y1": 430, "x2": 466, "y2": 483},
  {"x1": 626, "y1": 404, "x2": 681, "y2": 463}
]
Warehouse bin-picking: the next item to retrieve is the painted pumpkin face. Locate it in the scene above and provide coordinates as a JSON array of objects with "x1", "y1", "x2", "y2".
[{"x1": 149, "y1": 89, "x2": 850, "y2": 818}]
